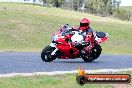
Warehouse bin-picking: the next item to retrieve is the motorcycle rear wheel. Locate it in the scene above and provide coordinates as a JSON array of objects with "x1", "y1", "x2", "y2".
[
  {"x1": 41, "y1": 46, "x2": 56, "y2": 62},
  {"x1": 81, "y1": 44, "x2": 102, "y2": 62}
]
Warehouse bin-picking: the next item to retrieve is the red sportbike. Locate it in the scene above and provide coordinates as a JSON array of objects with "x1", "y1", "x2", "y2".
[{"x1": 41, "y1": 25, "x2": 109, "y2": 62}]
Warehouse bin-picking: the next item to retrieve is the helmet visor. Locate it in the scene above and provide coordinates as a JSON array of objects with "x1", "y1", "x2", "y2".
[{"x1": 80, "y1": 23, "x2": 89, "y2": 27}]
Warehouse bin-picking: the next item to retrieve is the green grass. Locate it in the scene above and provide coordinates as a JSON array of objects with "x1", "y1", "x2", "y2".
[
  {"x1": 0, "y1": 75, "x2": 114, "y2": 88},
  {"x1": 0, "y1": 71, "x2": 132, "y2": 88},
  {"x1": 0, "y1": 3, "x2": 132, "y2": 54}
]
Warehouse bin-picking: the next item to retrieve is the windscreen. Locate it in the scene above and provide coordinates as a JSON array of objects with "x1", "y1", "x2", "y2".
[{"x1": 60, "y1": 25, "x2": 72, "y2": 36}]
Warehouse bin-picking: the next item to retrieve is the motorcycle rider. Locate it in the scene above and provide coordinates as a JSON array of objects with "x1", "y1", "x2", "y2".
[{"x1": 72, "y1": 18, "x2": 95, "y2": 53}]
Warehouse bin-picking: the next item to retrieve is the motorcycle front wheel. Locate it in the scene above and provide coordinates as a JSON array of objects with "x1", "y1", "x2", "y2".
[{"x1": 41, "y1": 46, "x2": 56, "y2": 62}]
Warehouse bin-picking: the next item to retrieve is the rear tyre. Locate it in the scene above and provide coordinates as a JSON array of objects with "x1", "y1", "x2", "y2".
[
  {"x1": 91, "y1": 44, "x2": 102, "y2": 59},
  {"x1": 81, "y1": 44, "x2": 102, "y2": 62},
  {"x1": 41, "y1": 46, "x2": 56, "y2": 62}
]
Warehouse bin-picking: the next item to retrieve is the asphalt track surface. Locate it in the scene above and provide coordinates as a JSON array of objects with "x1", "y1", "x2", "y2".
[{"x1": 0, "y1": 52, "x2": 132, "y2": 74}]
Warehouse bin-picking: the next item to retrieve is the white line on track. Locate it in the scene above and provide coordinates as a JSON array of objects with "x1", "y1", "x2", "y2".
[{"x1": 0, "y1": 68, "x2": 132, "y2": 77}]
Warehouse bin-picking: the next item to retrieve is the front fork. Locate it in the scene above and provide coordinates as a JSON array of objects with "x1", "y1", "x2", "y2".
[{"x1": 50, "y1": 43, "x2": 58, "y2": 55}]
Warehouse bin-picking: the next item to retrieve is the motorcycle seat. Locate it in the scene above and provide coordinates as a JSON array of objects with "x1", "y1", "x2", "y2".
[{"x1": 96, "y1": 32, "x2": 106, "y2": 38}]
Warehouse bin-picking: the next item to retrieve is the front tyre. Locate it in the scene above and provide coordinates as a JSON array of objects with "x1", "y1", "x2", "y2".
[{"x1": 41, "y1": 46, "x2": 56, "y2": 62}]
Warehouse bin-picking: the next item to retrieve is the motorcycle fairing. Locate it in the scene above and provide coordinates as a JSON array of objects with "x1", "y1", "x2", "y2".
[
  {"x1": 94, "y1": 32, "x2": 109, "y2": 43},
  {"x1": 56, "y1": 38, "x2": 79, "y2": 58}
]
